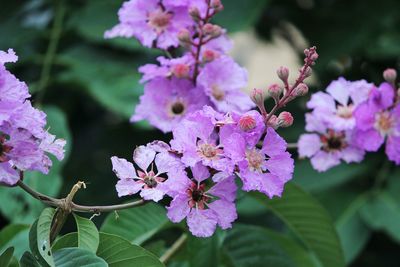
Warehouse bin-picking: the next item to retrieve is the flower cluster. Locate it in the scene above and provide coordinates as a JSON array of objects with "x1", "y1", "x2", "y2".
[
  {"x1": 112, "y1": 106, "x2": 294, "y2": 237},
  {"x1": 0, "y1": 49, "x2": 66, "y2": 186},
  {"x1": 106, "y1": 0, "x2": 254, "y2": 133},
  {"x1": 298, "y1": 70, "x2": 400, "y2": 171}
]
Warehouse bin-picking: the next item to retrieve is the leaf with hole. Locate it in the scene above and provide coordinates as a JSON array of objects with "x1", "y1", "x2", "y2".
[{"x1": 29, "y1": 208, "x2": 56, "y2": 267}]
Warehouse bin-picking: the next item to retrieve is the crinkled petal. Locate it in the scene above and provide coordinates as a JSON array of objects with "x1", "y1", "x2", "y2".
[
  {"x1": 354, "y1": 102, "x2": 379, "y2": 131},
  {"x1": 167, "y1": 194, "x2": 191, "y2": 223},
  {"x1": 265, "y1": 152, "x2": 294, "y2": 182},
  {"x1": 191, "y1": 162, "x2": 210, "y2": 182},
  {"x1": 208, "y1": 176, "x2": 237, "y2": 202},
  {"x1": 140, "y1": 188, "x2": 164, "y2": 202},
  {"x1": 386, "y1": 136, "x2": 400, "y2": 165},
  {"x1": 326, "y1": 77, "x2": 350, "y2": 106},
  {"x1": 208, "y1": 200, "x2": 237, "y2": 229},
  {"x1": 0, "y1": 49, "x2": 18, "y2": 64},
  {"x1": 187, "y1": 209, "x2": 217, "y2": 238},
  {"x1": 111, "y1": 157, "x2": 136, "y2": 179},
  {"x1": 260, "y1": 173, "x2": 285, "y2": 198},
  {"x1": 262, "y1": 127, "x2": 287, "y2": 156},
  {"x1": 341, "y1": 147, "x2": 365, "y2": 163},
  {"x1": 307, "y1": 92, "x2": 336, "y2": 112},
  {"x1": 353, "y1": 129, "x2": 384, "y2": 152},
  {"x1": 298, "y1": 134, "x2": 322, "y2": 158},
  {"x1": 155, "y1": 151, "x2": 183, "y2": 174},
  {"x1": 116, "y1": 179, "x2": 143, "y2": 197},
  {"x1": 133, "y1": 145, "x2": 156, "y2": 171},
  {"x1": 310, "y1": 151, "x2": 341, "y2": 172},
  {"x1": 0, "y1": 162, "x2": 20, "y2": 186}
]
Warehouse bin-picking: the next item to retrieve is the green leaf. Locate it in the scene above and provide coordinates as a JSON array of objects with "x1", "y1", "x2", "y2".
[
  {"x1": 29, "y1": 208, "x2": 56, "y2": 267},
  {"x1": 293, "y1": 160, "x2": 370, "y2": 192},
  {"x1": 335, "y1": 195, "x2": 370, "y2": 263},
  {"x1": 96, "y1": 232, "x2": 164, "y2": 267},
  {"x1": 0, "y1": 225, "x2": 30, "y2": 251},
  {"x1": 68, "y1": 0, "x2": 144, "y2": 52},
  {"x1": 214, "y1": 0, "x2": 270, "y2": 32},
  {"x1": 187, "y1": 234, "x2": 220, "y2": 267},
  {"x1": 20, "y1": 252, "x2": 40, "y2": 267},
  {"x1": 0, "y1": 247, "x2": 14, "y2": 267},
  {"x1": 252, "y1": 183, "x2": 345, "y2": 267},
  {"x1": 101, "y1": 202, "x2": 169, "y2": 245},
  {"x1": 73, "y1": 214, "x2": 100, "y2": 253},
  {"x1": 59, "y1": 45, "x2": 145, "y2": 119},
  {"x1": 360, "y1": 192, "x2": 400, "y2": 242},
  {"x1": 0, "y1": 106, "x2": 71, "y2": 224},
  {"x1": 52, "y1": 233, "x2": 78, "y2": 252},
  {"x1": 222, "y1": 225, "x2": 296, "y2": 267},
  {"x1": 54, "y1": 248, "x2": 107, "y2": 267}
]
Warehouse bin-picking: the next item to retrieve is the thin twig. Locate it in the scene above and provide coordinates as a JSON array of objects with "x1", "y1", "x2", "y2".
[
  {"x1": 160, "y1": 233, "x2": 188, "y2": 263},
  {"x1": 17, "y1": 179, "x2": 146, "y2": 213},
  {"x1": 35, "y1": 0, "x2": 66, "y2": 104},
  {"x1": 287, "y1": 143, "x2": 298, "y2": 149}
]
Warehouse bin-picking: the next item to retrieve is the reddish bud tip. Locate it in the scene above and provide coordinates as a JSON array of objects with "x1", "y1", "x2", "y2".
[
  {"x1": 202, "y1": 49, "x2": 218, "y2": 62},
  {"x1": 203, "y1": 23, "x2": 222, "y2": 38},
  {"x1": 211, "y1": 0, "x2": 223, "y2": 11},
  {"x1": 267, "y1": 84, "x2": 283, "y2": 100},
  {"x1": 250, "y1": 88, "x2": 265, "y2": 107},
  {"x1": 277, "y1": 111, "x2": 294, "y2": 128},
  {"x1": 383, "y1": 68, "x2": 397, "y2": 84},
  {"x1": 277, "y1": 66, "x2": 289, "y2": 82},
  {"x1": 267, "y1": 115, "x2": 279, "y2": 129},
  {"x1": 172, "y1": 64, "x2": 190, "y2": 78},
  {"x1": 238, "y1": 115, "x2": 257, "y2": 131},
  {"x1": 292, "y1": 83, "x2": 309, "y2": 97},
  {"x1": 303, "y1": 66, "x2": 312, "y2": 78}
]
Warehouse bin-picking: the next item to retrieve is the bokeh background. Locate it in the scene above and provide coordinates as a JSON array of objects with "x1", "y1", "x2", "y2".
[{"x1": 1, "y1": 0, "x2": 400, "y2": 266}]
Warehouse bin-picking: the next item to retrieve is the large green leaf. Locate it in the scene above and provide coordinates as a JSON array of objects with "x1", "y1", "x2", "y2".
[
  {"x1": 0, "y1": 225, "x2": 30, "y2": 260},
  {"x1": 20, "y1": 252, "x2": 40, "y2": 267},
  {"x1": 52, "y1": 233, "x2": 79, "y2": 252},
  {"x1": 0, "y1": 225, "x2": 30, "y2": 251},
  {"x1": 187, "y1": 234, "x2": 220, "y2": 267},
  {"x1": 360, "y1": 192, "x2": 400, "y2": 242},
  {"x1": 96, "y1": 232, "x2": 164, "y2": 267},
  {"x1": 252, "y1": 183, "x2": 345, "y2": 267},
  {"x1": 222, "y1": 225, "x2": 298, "y2": 267},
  {"x1": 214, "y1": 0, "x2": 270, "y2": 32},
  {"x1": 59, "y1": 45, "x2": 145, "y2": 119},
  {"x1": 0, "y1": 247, "x2": 14, "y2": 267},
  {"x1": 54, "y1": 248, "x2": 107, "y2": 267},
  {"x1": 293, "y1": 160, "x2": 370, "y2": 192},
  {"x1": 101, "y1": 202, "x2": 169, "y2": 245},
  {"x1": 0, "y1": 106, "x2": 71, "y2": 224},
  {"x1": 29, "y1": 208, "x2": 56, "y2": 267},
  {"x1": 73, "y1": 214, "x2": 100, "y2": 253}
]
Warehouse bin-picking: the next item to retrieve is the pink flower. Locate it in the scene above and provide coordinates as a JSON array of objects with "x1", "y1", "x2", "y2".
[
  {"x1": 223, "y1": 128, "x2": 294, "y2": 198},
  {"x1": 111, "y1": 143, "x2": 183, "y2": 201},
  {"x1": 105, "y1": 0, "x2": 193, "y2": 49},
  {"x1": 354, "y1": 83, "x2": 400, "y2": 164},
  {"x1": 166, "y1": 163, "x2": 237, "y2": 237},
  {"x1": 197, "y1": 57, "x2": 255, "y2": 113},
  {"x1": 132, "y1": 77, "x2": 210, "y2": 133}
]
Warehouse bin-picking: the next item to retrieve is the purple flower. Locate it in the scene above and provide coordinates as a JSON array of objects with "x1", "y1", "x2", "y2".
[
  {"x1": 354, "y1": 83, "x2": 400, "y2": 164},
  {"x1": 223, "y1": 128, "x2": 294, "y2": 198},
  {"x1": 139, "y1": 55, "x2": 194, "y2": 83},
  {"x1": 105, "y1": 0, "x2": 193, "y2": 49},
  {"x1": 307, "y1": 78, "x2": 374, "y2": 131},
  {"x1": 132, "y1": 77, "x2": 210, "y2": 133},
  {"x1": 111, "y1": 143, "x2": 183, "y2": 201},
  {"x1": 220, "y1": 110, "x2": 265, "y2": 147},
  {"x1": 0, "y1": 49, "x2": 66, "y2": 186},
  {"x1": 170, "y1": 107, "x2": 234, "y2": 173},
  {"x1": 197, "y1": 56, "x2": 255, "y2": 113},
  {"x1": 166, "y1": 163, "x2": 237, "y2": 237},
  {"x1": 298, "y1": 112, "x2": 365, "y2": 172}
]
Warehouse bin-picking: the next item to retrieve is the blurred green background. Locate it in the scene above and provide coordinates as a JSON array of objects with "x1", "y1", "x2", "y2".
[{"x1": 1, "y1": 0, "x2": 399, "y2": 266}]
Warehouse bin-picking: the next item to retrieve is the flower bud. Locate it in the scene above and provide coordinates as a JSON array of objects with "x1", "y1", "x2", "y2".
[
  {"x1": 172, "y1": 64, "x2": 190, "y2": 78},
  {"x1": 178, "y1": 29, "x2": 191, "y2": 44},
  {"x1": 203, "y1": 23, "x2": 222, "y2": 39},
  {"x1": 267, "y1": 115, "x2": 279, "y2": 129},
  {"x1": 211, "y1": 0, "x2": 224, "y2": 11},
  {"x1": 189, "y1": 7, "x2": 201, "y2": 21},
  {"x1": 292, "y1": 83, "x2": 309, "y2": 97},
  {"x1": 277, "y1": 111, "x2": 294, "y2": 128},
  {"x1": 303, "y1": 66, "x2": 312, "y2": 78},
  {"x1": 238, "y1": 115, "x2": 257, "y2": 132},
  {"x1": 202, "y1": 49, "x2": 218, "y2": 62},
  {"x1": 277, "y1": 66, "x2": 289, "y2": 82},
  {"x1": 383, "y1": 68, "x2": 397, "y2": 84},
  {"x1": 250, "y1": 88, "x2": 265, "y2": 107},
  {"x1": 267, "y1": 84, "x2": 283, "y2": 100}
]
